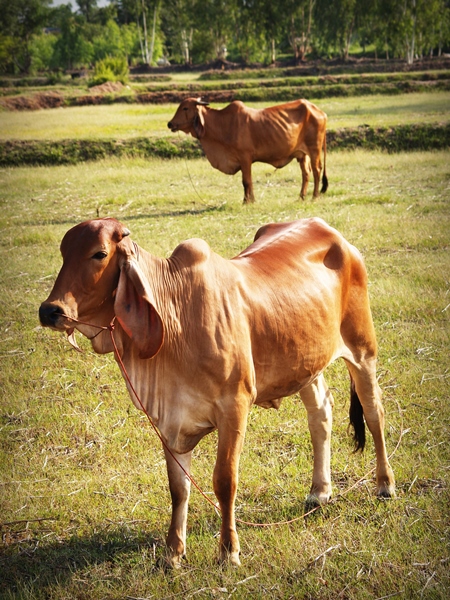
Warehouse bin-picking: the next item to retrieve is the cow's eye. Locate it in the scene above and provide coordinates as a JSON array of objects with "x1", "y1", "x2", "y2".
[{"x1": 92, "y1": 251, "x2": 108, "y2": 260}]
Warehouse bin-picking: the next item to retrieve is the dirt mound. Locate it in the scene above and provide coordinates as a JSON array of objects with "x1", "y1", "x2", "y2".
[
  {"x1": 0, "y1": 91, "x2": 65, "y2": 111},
  {"x1": 88, "y1": 81, "x2": 125, "y2": 94}
]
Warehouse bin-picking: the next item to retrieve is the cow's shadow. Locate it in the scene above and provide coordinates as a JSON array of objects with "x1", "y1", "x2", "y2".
[
  {"x1": 0, "y1": 526, "x2": 164, "y2": 595},
  {"x1": 23, "y1": 201, "x2": 228, "y2": 228}
]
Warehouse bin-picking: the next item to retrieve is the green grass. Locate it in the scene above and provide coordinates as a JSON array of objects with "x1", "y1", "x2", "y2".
[
  {"x1": 1, "y1": 92, "x2": 449, "y2": 141},
  {"x1": 0, "y1": 151, "x2": 449, "y2": 598}
]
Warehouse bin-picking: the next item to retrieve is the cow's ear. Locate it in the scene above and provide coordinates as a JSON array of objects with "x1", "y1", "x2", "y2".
[
  {"x1": 193, "y1": 107, "x2": 205, "y2": 139},
  {"x1": 114, "y1": 260, "x2": 164, "y2": 359}
]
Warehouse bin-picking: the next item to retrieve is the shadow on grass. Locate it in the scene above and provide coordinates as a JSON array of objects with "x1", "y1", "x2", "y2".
[
  {"x1": 0, "y1": 527, "x2": 162, "y2": 596},
  {"x1": 21, "y1": 201, "x2": 228, "y2": 229}
]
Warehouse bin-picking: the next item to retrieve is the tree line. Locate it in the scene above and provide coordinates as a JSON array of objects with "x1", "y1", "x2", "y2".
[{"x1": 1, "y1": 0, "x2": 449, "y2": 75}]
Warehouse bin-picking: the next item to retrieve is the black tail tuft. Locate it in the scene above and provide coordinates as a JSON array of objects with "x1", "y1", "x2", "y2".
[
  {"x1": 349, "y1": 378, "x2": 365, "y2": 452},
  {"x1": 321, "y1": 172, "x2": 328, "y2": 194}
]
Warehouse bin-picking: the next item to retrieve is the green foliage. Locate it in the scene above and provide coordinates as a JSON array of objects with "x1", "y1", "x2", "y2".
[
  {"x1": 1, "y1": 122, "x2": 448, "y2": 168},
  {"x1": 0, "y1": 137, "x2": 202, "y2": 166},
  {"x1": 1, "y1": 0, "x2": 450, "y2": 73},
  {"x1": 29, "y1": 32, "x2": 58, "y2": 73},
  {"x1": 89, "y1": 55, "x2": 129, "y2": 87}
]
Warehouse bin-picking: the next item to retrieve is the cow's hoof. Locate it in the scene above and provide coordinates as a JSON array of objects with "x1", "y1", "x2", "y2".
[
  {"x1": 376, "y1": 470, "x2": 396, "y2": 499},
  {"x1": 162, "y1": 553, "x2": 186, "y2": 570},
  {"x1": 219, "y1": 550, "x2": 241, "y2": 567},
  {"x1": 377, "y1": 483, "x2": 396, "y2": 499},
  {"x1": 305, "y1": 490, "x2": 331, "y2": 511}
]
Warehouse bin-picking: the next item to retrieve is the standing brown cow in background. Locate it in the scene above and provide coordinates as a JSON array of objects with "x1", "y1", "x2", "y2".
[{"x1": 168, "y1": 97, "x2": 328, "y2": 204}]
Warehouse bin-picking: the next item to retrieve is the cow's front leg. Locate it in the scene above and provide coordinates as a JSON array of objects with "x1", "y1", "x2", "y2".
[
  {"x1": 164, "y1": 447, "x2": 192, "y2": 568},
  {"x1": 300, "y1": 374, "x2": 334, "y2": 506},
  {"x1": 241, "y1": 160, "x2": 255, "y2": 203},
  {"x1": 213, "y1": 409, "x2": 248, "y2": 566}
]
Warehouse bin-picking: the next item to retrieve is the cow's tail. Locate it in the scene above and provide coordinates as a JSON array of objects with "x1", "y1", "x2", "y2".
[
  {"x1": 349, "y1": 376, "x2": 366, "y2": 452},
  {"x1": 320, "y1": 132, "x2": 328, "y2": 194}
]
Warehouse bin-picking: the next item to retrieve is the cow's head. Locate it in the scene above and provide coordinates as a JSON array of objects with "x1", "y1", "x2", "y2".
[
  {"x1": 167, "y1": 97, "x2": 209, "y2": 139},
  {"x1": 39, "y1": 218, "x2": 163, "y2": 359}
]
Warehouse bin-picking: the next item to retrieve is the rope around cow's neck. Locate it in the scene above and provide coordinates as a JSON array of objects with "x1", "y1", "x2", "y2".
[{"x1": 60, "y1": 314, "x2": 404, "y2": 528}]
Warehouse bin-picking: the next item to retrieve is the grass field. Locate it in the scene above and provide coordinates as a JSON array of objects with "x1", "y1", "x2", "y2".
[
  {"x1": 0, "y1": 146, "x2": 449, "y2": 598},
  {"x1": 1, "y1": 92, "x2": 449, "y2": 141}
]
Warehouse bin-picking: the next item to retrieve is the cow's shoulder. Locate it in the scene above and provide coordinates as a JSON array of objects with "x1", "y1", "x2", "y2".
[
  {"x1": 223, "y1": 100, "x2": 246, "y2": 112},
  {"x1": 170, "y1": 238, "x2": 211, "y2": 267},
  {"x1": 220, "y1": 101, "x2": 254, "y2": 119}
]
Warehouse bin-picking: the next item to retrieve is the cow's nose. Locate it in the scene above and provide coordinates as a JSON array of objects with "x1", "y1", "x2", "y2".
[
  {"x1": 39, "y1": 303, "x2": 63, "y2": 327},
  {"x1": 167, "y1": 121, "x2": 173, "y2": 130}
]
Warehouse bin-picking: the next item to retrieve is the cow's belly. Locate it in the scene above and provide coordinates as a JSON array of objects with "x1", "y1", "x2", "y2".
[
  {"x1": 252, "y1": 333, "x2": 344, "y2": 409},
  {"x1": 201, "y1": 140, "x2": 241, "y2": 175},
  {"x1": 254, "y1": 370, "x2": 313, "y2": 409},
  {"x1": 263, "y1": 156, "x2": 296, "y2": 169}
]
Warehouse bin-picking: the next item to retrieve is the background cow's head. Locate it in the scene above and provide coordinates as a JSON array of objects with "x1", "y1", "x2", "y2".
[
  {"x1": 39, "y1": 218, "x2": 163, "y2": 359},
  {"x1": 167, "y1": 97, "x2": 209, "y2": 139}
]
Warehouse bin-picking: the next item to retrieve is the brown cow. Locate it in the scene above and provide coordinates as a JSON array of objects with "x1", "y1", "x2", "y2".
[
  {"x1": 39, "y1": 217, "x2": 395, "y2": 567},
  {"x1": 168, "y1": 97, "x2": 328, "y2": 203}
]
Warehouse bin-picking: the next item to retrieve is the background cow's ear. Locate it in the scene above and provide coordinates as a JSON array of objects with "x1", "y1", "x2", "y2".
[
  {"x1": 114, "y1": 261, "x2": 164, "y2": 359},
  {"x1": 193, "y1": 108, "x2": 205, "y2": 138}
]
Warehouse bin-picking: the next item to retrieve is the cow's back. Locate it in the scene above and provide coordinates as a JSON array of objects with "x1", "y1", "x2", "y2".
[{"x1": 243, "y1": 100, "x2": 326, "y2": 164}]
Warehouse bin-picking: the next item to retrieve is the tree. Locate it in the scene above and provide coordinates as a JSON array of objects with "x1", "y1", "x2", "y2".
[
  {"x1": 53, "y1": 12, "x2": 94, "y2": 70},
  {"x1": 314, "y1": 0, "x2": 357, "y2": 59},
  {"x1": 257, "y1": 0, "x2": 286, "y2": 63},
  {"x1": 285, "y1": 0, "x2": 316, "y2": 62},
  {"x1": 30, "y1": 31, "x2": 58, "y2": 73},
  {"x1": 370, "y1": 0, "x2": 450, "y2": 63},
  {"x1": 228, "y1": 0, "x2": 265, "y2": 64},
  {"x1": 0, "y1": 0, "x2": 51, "y2": 73},
  {"x1": 161, "y1": 0, "x2": 196, "y2": 64},
  {"x1": 77, "y1": 0, "x2": 98, "y2": 22}
]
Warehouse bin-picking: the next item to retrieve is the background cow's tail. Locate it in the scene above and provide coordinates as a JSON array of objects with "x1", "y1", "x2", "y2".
[
  {"x1": 320, "y1": 133, "x2": 328, "y2": 194},
  {"x1": 349, "y1": 376, "x2": 366, "y2": 452}
]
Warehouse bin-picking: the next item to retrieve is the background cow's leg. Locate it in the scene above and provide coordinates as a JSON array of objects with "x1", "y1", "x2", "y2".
[
  {"x1": 164, "y1": 447, "x2": 192, "y2": 568},
  {"x1": 345, "y1": 359, "x2": 396, "y2": 498},
  {"x1": 241, "y1": 160, "x2": 255, "y2": 203},
  {"x1": 300, "y1": 374, "x2": 334, "y2": 505},
  {"x1": 298, "y1": 155, "x2": 311, "y2": 199},
  {"x1": 213, "y1": 409, "x2": 248, "y2": 566}
]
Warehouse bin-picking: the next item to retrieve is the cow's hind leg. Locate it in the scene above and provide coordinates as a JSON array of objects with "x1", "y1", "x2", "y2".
[
  {"x1": 345, "y1": 359, "x2": 396, "y2": 498},
  {"x1": 164, "y1": 447, "x2": 192, "y2": 568},
  {"x1": 310, "y1": 150, "x2": 323, "y2": 199},
  {"x1": 300, "y1": 374, "x2": 334, "y2": 506},
  {"x1": 298, "y1": 155, "x2": 311, "y2": 200}
]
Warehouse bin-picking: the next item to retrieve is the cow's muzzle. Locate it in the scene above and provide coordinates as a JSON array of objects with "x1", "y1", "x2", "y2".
[
  {"x1": 39, "y1": 302, "x2": 69, "y2": 330},
  {"x1": 167, "y1": 121, "x2": 177, "y2": 131}
]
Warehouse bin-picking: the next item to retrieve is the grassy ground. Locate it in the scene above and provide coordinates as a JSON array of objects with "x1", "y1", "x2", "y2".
[
  {"x1": 0, "y1": 92, "x2": 449, "y2": 141},
  {"x1": 0, "y1": 149, "x2": 449, "y2": 598}
]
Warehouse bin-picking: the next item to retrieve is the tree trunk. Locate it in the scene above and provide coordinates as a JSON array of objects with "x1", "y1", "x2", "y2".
[
  {"x1": 141, "y1": 0, "x2": 150, "y2": 65},
  {"x1": 405, "y1": 0, "x2": 416, "y2": 65},
  {"x1": 149, "y1": 3, "x2": 158, "y2": 65},
  {"x1": 181, "y1": 29, "x2": 192, "y2": 64},
  {"x1": 271, "y1": 38, "x2": 276, "y2": 64}
]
